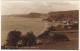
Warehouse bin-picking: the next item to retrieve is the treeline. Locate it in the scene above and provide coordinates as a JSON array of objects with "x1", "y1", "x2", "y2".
[{"x1": 2, "y1": 30, "x2": 36, "y2": 49}]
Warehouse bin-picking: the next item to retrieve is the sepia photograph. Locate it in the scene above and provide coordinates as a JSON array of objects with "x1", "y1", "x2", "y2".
[{"x1": 1, "y1": 1, "x2": 79, "y2": 50}]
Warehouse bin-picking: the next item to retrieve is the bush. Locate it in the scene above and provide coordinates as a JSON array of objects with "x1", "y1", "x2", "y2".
[{"x1": 50, "y1": 33, "x2": 70, "y2": 42}]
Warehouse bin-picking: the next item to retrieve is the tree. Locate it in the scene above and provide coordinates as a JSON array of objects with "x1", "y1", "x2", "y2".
[
  {"x1": 21, "y1": 31, "x2": 36, "y2": 47},
  {"x1": 21, "y1": 32, "x2": 29, "y2": 46},
  {"x1": 27, "y1": 31, "x2": 36, "y2": 47},
  {"x1": 6, "y1": 30, "x2": 21, "y2": 47}
]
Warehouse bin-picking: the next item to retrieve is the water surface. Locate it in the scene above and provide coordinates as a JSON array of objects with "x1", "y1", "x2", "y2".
[{"x1": 1, "y1": 16, "x2": 46, "y2": 46}]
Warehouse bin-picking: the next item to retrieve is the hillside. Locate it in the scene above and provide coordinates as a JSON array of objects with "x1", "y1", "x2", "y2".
[{"x1": 46, "y1": 10, "x2": 79, "y2": 21}]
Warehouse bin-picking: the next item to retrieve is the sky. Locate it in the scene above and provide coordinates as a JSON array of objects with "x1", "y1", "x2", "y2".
[
  {"x1": 1, "y1": 1, "x2": 79, "y2": 15},
  {"x1": 1, "y1": 0, "x2": 79, "y2": 1}
]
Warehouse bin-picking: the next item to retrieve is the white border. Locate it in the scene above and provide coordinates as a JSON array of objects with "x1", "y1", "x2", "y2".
[{"x1": 0, "y1": 0, "x2": 79, "y2": 51}]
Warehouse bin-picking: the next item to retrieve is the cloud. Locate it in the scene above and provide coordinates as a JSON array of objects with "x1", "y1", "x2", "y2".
[{"x1": 1, "y1": 1, "x2": 78, "y2": 15}]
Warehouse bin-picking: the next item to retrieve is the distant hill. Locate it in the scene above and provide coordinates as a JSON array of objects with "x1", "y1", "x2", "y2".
[
  {"x1": 46, "y1": 10, "x2": 79, "y2": 22},
  {"x1": 11, "y1": 13, "x2": 42, "y2": 18},
  {"x1": 2, "y1": 12, "x2": 42, "y2": 18},
  {"x1": 26, "y1": 13, "x2": 42, "y2": 18},
  {"x1": 2, "y1": 10, "x2": 79, "y2": 19}
]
